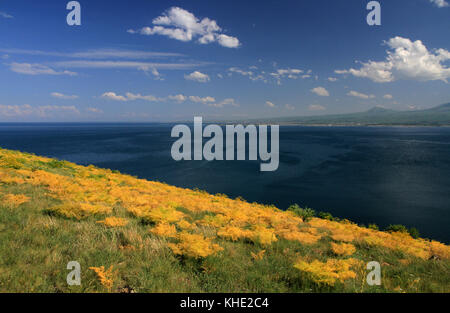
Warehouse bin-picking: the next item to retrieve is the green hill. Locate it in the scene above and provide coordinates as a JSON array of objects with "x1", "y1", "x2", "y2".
[{"x1": 254, "y1": 103, "x2": 450, "y2": 126}]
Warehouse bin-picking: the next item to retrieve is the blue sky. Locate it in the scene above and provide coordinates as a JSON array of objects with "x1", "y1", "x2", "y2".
[{"x1": 0, "y1": 0, "x2": 449, "y2": 122}]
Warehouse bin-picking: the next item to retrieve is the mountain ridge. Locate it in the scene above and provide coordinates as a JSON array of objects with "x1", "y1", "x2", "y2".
[{"x1": 249, "y1": 102, "x2": 450, "y2": 126}]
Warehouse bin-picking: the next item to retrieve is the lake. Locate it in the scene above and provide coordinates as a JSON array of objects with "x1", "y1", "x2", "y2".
[{"x1": 1, "y1": 123, "x2": 449, "y2": 243}]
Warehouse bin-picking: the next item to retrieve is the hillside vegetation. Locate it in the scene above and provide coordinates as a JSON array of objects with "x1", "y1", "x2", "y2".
[{"x1": 0, "y1": 148, "x2": 449, "y2": 293}]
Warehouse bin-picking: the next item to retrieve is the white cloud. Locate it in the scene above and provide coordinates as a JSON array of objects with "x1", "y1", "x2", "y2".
[
  {"x1": 311, "y1": 87, "x2": 330, "y2": 97},
  {"x1": 51, "y1": 92, "x2": 78, "y2": 100},
  {"x1": 9, "y1": 63, "x2": 77, "y2": 76},
  {"x1": 168, "y1": 94, "x2": 187, "y2": 102},
  {"x1": 213, "y1": 98, "x2": 239, "y2": 108},
  {"x1": 0, "y1": 104, "x2": 33, "y2": 117},
  {"x1": 101, "y1": 92, "x2": 128, "y2": 101},
  {"x1": 228, "y1": 67, "x2": 265, "y2": 82},
  {"x1": 328, "y1": 77, "x2": 338, "y2": 82},
  {"x1": 128, "y1": 7, "x2": 240, "y2": 48},
  {"x1": 101, "y1": 92, "x2": 162, "y2": 102},
  {"x1": 266, "y1": 101, "x2": 276, "y2": 108},
  {"x1": 184, "y1": 71, "x2": 210, "y2": 83},
  {"x1": 125, "y1": 92, "x2": 161, "y2": 102},
  {"x1": 189, "y1": 96, "x2": 216, "y2": 104},
  {"x1": 383, "y1": 94, "x2": 393, "y2": 99},
  {"x1": 0, "y1": 104, "x2": 80, "y2": 118},
  {"x1": 347, "y1": 91, "x2": 375, "y2": 99},
  {"x1": 270, "y1": 68, "x2": 304, "y2": 84},
  {"x1": 336, "y1": 37, "x2": 450, "y2": 83},
  {"x1": 188, "y1": 96, "x2": 238, "y2": 108},
  {"x1": 217, "y1": 34, "x2": 240, "y2": 48},
  {"x1": 429, "y1": 0, "x2": 449, "y2": 8},
  {"x1": 0, "y1": 11, "x2": 13, "y2": 19}
]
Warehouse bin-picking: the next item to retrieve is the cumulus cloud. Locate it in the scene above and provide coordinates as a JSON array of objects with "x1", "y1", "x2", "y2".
[
  {"x1": 266, "y1": 101, "x2": 276, "y2": 108},
  {"x1": 429, "y1": 0, "x2": 449, "y2": 7},
  {"x1": 128, "y1": 7, "x2": 240, "y2": 48},
  {"x1": 383, "y1": 94, "x2": 393, "y2": 99},
  {"x1": 336, "y1": 37, "x2": 450, "y2": 83},
  {"x1": 184, "y1": 71, "x2": 210, "y2": 83},
  {"x1": 328, "y1": 77, "x2": 338, "y2": 82},
  {"x1": 308, "y1": 104, "x2": 326, "y2": 111},
  {"x1": 101, "y1": 92, "x2": 128, "y2": 101},
  {"x1": 9, "y1": 63, "x2": 77, "y2": 76},
  {"x1": 311, "y1": 86, "x2": 330, "y2": 97},
  {"x1": 347, "y1": 91, "x2": 375, "y2": 99},
  {"x1": 51, "y1": 92, "x2": 78, "y2": 100}
]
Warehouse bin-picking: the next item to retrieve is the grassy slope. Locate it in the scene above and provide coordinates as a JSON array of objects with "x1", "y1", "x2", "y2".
[{"x1": 0, "y1": 148, "x2": 449, "y2": 293}]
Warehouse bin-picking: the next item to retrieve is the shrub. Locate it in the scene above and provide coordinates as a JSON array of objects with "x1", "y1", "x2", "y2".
[
  {"x1": 408, "y1": 227, "x2": 420, "y2": 239},
  {"x1": 386, "y1": 224, "x2": 408, "y2": 234},
  {"x1": 318, "y1": 212, "x2": 334, "y2": 221},
  {"x1": 287, "y1": 204, "x2": 316, "y2": 221},
  {"x1": 368, "y1": 223, "x2": 379, "y2": 231}
]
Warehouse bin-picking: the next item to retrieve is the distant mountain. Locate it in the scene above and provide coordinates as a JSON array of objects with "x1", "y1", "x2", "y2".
[
  {"x1": 250, "y1": 103, "x2": 450, "y2": 126},
  {"x1": 424, "y1": 102, "x2": 450, "y2": 113}
]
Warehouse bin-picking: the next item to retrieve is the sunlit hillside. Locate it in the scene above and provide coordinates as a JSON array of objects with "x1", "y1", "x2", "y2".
[{"x1": 0, "y1": 148, "x2": 448, "y2": 292}]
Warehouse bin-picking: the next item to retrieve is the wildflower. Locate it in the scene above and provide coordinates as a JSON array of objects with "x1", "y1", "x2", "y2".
[
  {"x1": 278, "y1": 231, "x2": 322, "y2": 245},
  {"x1": 168, "y1": 232, "x2": 223, "y2": 258},
  {"x1": 294, "y1": 258, "x2": 363, "y2": 286},
  {"x1": 251, "y1": 225, "x2": 277, "y2": 245},
  {"x1": 251, "y1": 250, "x2": 266, "y2": 260},
  {"x1": 331, "y1": 242, "x2": 356, "y2": 256},
  {"x1": 1, "y1": 193, "x2": 29, "y2": 208},
  {"x1": 89, "y1": 266, "x2": 115, "y2": 289},
  {"x1": 150, "y1": 222, "x2": 177, "y2": 238},
  {"x1": 97, "y1": 217, "x2": 128, "y2": 227}
]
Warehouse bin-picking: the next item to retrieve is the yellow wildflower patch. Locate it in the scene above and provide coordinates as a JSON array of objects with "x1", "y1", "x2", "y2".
[
  {"x1": 1, "y1": 193, "x2": 30, "y2": 208},
  {"x1": 294, "y1": 258, "x2": 363, "y2": 286},
  {"x1": 217, "y1": 226, "x2": 253, "y2": 242},
  {"x1": 331, "y1": 242, "x2": 356, "y2": 256},
  {"x1": 97, "y1": 217, "x2": 128, "y2": 227},
  {"x1": 89, "y1": 266, "x2": 115, "y2": 289},
  {"x1": 150, "y1": 222, "x2": 177, "y2": 238},
  {"x1": 251, "y1": 225, "x2": 278, "y2": 245},
  {"x1": 168, "y1": 232, "x2": 223, "y2": 258}
]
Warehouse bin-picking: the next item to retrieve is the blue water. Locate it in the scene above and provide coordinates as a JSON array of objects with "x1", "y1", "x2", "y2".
[{"x1": 0, "y1": 123, "x2": 449, "y2": 243}]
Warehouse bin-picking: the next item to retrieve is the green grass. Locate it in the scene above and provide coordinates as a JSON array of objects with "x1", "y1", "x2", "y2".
[{"x1": 0, "y1": 188, "x2": 448, "y2": 293}]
